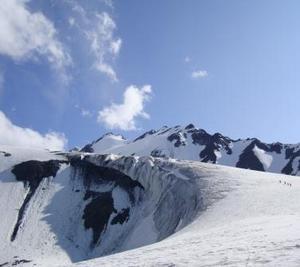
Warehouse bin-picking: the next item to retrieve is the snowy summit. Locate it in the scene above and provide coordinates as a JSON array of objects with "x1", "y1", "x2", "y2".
[
  {"x1": 0, "y1": 0, "x2": 300, "y2": 266},
  {"x1": 0, "y1": 130, "x2": 300, "y2": 266}
]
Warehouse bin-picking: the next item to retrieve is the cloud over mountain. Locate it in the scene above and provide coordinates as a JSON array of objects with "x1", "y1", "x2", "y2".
[
  {"x1": 98, "y1": 85, "x2": 152, "y2": 130},
  {"x1": 0, "y1": 111, "x2": 67, "y2": 150}
]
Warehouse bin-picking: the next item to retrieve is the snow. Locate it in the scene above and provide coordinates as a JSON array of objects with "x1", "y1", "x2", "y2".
[
  {"x1": 91, "y1": 127, "x2": 205, "y2": 161},
  {"x1": 88, "y1": 126, "x2": 300, "y2": 177},
  {"x1": 91, "y1": 134, "x2": 127, "y2": 152},
  {"x1": 1, "y1": 145, "x2": 300, "y2": 267},
  {"x1": 0, "y1": 144, "x2": 65, "y2": 171},
  {"x1": 123, "y1": 214, "x2": 157, "y2": 250},
  {"x1": 71, "y1": 215, "x2": 300, "y2": 267},
  {"x1": 66, "y1": 164, "x2": 300, "y2": 267},
  {"x1": 292, "y1": 157, "x2": 300, "y2": 175},
  {"x1": 217, "y1": 140, "x2": 250, "y2": 166},
  {"x1": 253, "y1": 145, "x2": 273, "y2": 169}
]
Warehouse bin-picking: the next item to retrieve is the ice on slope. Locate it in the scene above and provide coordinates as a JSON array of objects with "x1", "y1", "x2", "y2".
[
  {"x1": 65, "y1": 163, "x2": 300, "y2": 267},
  {"x1": 1, "y1": 145, "x2": 300, "y2": 267},
  {"x1": 0, "y1": 148, "x2": 199, "y2": 266}
]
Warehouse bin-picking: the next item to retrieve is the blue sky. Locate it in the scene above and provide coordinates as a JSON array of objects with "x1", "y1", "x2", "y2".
[{"x1": 0, "y1": 0, "x2": 300, "y2": 150}]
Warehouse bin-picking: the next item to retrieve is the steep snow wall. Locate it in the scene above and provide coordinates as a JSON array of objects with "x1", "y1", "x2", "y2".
[
  {"x1": 1, "y1": 145, "x2": 300, "y2": 267},
  {"x1": 85, "y1": 154, "x2": 202, "y2": 243},
  {"x1": 0, "y1": 148, "x2": 205, "y2": 266}
]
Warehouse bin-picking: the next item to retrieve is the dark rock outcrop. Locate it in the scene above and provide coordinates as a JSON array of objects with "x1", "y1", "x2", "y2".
[
  {"x1": 168, "y1": 132, "x2": 186, "y2": 147},
  {"x1": 236, "y1": 141, "x2": 265, "y2": 171},
  {"x1": 69, "y1": 156, "x2": 144, "y2": 197},
  {"x1": 10, "y1": 160, "x2": 67, "y2": 241},
  {"x1": 134, "y1": 130, "x2": 156, "y2": 142},
  {"x1": 282, "y1": 147, "x2": 300, "y2": 175},
  {"x1": 83, "y1": 191, "x2": 116, "y2": 245},
  {"x1": 0, "y1": 151, "x2": 11, "y2": 157},
  {"x1": 111, "y1": 208, "x2": 130, "y2": 225}
]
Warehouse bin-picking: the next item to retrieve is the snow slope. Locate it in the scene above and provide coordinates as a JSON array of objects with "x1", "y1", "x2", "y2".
[
  {"x1": 81, "y1": 133, "x2": 127, "y2": 153},
  {"x1": 66, "y1": 162, "x2": 300, "y2": 267},
  {"x1": 83, "y1": 124, "x2": 300, "y2": 176},
  {"x1": 0, "y1": 146, "x2": 201, "y2": 266},
  {"x1": 1, "y1": 145, "x2": 300, "y2": 266}
]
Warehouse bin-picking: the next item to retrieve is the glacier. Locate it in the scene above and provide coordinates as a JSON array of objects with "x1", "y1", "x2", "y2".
[{"x1": 0, "y1": 139, "x2": 300, "y2": 266}]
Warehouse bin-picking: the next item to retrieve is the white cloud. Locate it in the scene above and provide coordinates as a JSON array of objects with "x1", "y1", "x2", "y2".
[
  {"x1": 68, "y1": 2, "x2": 121, "y2": 82},
  {"x1": 86, "y1": 12, "x2": 121, "y2": 82},
  {"x1": 191, "y1": 70, "x2": 208, "y2": 79},
  {"x1": 0, "y1": 0, "x2": 71, "y2": 75},
  {"x1": 110, "y1": 38, "x2": 122, "y2": 55},
  {"x1": 96, "y1": 62, "x2": 118, "y2": 82},
  {"x1": 0, "y1": 111, "x2": 67, "y2": 150},
  {"x1": 98, "y1": 85, "x2": 152, "y2": 130}
]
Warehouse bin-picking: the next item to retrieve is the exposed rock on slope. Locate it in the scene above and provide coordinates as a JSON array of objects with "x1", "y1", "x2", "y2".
[
  {"x1": 0, "y1": 147, "x2": 203, "y2": 266},
  {"x1": 83, "y1": 124, "x2": 300, "y2": 176}
]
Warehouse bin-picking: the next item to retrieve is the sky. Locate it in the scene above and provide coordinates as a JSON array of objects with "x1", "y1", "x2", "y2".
[{"x1": 0, "y1": 0, "x2": 300, "y2": 150}]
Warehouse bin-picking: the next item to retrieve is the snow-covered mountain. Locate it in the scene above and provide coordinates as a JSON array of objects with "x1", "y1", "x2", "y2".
[
  {"x1": 0, "y1": 145, "x2": 202, "y2": 266},
  {"x1": 82, "y1": 124, "x2": 300, "y2": 176},
  {"x1": 1, "y1": 145, "x2": 300, "y2": 267}
]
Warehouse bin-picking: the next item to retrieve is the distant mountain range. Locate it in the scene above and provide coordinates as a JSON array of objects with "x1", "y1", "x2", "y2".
[{"x1": 81, "y1": 124, "x2": 300, "y2": 176}]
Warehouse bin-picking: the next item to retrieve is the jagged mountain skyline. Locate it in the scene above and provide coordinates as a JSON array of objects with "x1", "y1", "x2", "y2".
[
  {"x1": 1, "y1": 141, "x2": 300, "y2": 266},
  {"x1": 1, "y1": 0, "x2": 300, "y2": 150},
  {"x1": 81, "y1": 123, "x2": 300, "y2": 176}
]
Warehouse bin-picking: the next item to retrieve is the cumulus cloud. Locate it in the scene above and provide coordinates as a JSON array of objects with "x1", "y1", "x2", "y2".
[
  {"x1": 0, "y1": 0, "x2": 71, "y2": 75},
  {"x1": 98, "y1": 85, "x2": 152, "y2": 130},
  {"x1": 86, "y1": 12, "x2": 121, "y2": 82},
  {"x1": 0, "y1": 111, "x2": 67, "y2": 150},
  {"x1": 191, "y1": 70, "x2": 208, "y2": 79}
]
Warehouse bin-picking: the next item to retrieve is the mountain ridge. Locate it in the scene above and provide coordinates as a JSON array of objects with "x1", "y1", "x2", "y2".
[
  {"x1": 0, "y1": 138, "x2": 300, "y2": 266},
  {"x1": 81, "y1": 124, "x2": 300, "y2": 176}
]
